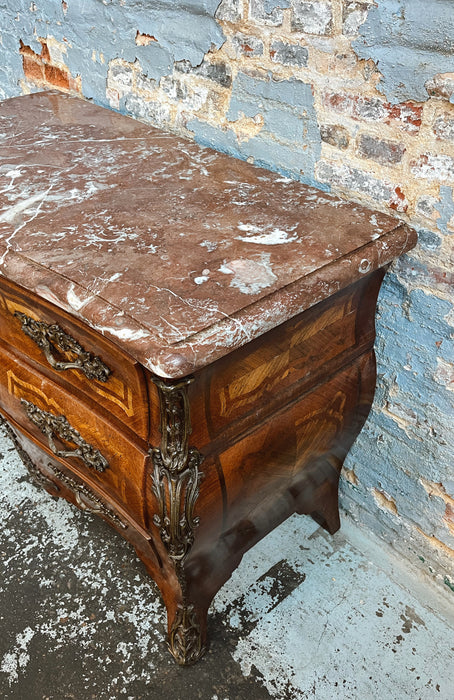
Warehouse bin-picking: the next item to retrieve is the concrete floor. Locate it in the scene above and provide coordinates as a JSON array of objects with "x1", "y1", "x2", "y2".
[{"x1": 0, "y1": 421, "x2": 453, "y2": 700}]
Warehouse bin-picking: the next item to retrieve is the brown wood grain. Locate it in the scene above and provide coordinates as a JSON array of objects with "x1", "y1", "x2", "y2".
[{"x1": 0, "y1": 342, "x2": 150, "y2": 526}]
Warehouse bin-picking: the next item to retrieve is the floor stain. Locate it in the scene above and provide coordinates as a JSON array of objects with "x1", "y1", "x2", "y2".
[{"x1": 0, "y1": 421, "x2": 453, "y2": 700}]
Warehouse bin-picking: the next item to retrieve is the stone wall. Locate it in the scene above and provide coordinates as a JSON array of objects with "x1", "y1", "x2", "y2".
[{"x1": 0, "y1": 0, "x2": 452, "y2": 591}]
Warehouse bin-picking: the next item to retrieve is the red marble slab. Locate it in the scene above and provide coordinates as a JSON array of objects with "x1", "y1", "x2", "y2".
[{"x1": 0, "y1": 91, "x2": 416, "y2": 378}]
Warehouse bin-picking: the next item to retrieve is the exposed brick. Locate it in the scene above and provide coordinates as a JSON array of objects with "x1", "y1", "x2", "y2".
[
  {"x1": 391, "y1": 186, "x2": 406, "y2": 211},
  {"x1": 384, "y1": 101, "x2": 423, "y2": 133},
  {"x1": 323, "y1": 91, "x2": 386, "y2": 121},
  {"x1": 342, "y1": 2, "x2": 371, "y2": 36},
  {"x1": 433, "y1": 116, "x2": 454, "y2": 142},
  {"x1": 323, "y1": 91, "x2": 355, "y2": 114},
  {"x1": 44, "y1": 63, "x2": 70, "y2": 90},
  {"x1": 358, "y1": 134, "x2": 405, "y2": 166},
  {"x1": 19, "y1": 39, "x2": 78, "y2": 93},
  {"x1": 175, "y1": 59, "x2": 232, "y2": 88},
  {"x1": 316, "y1": 160, "x2": 408, "y2": 211},
  {"x1": 231, "y1": 33, "x2": 264, "y2": 57},
  {"x1": 250, "y1": 0, "x2": 285, "y2": 27},
  {"x1": 425, "y1": 72, "x2": 454, "y2": 102},
  {"x1": 323, "y1": 92, "x2": 422, "y2": 133},
  {"x1": 136, "y1": 73, "x2": 157, "y2": 93},
  {"x1": 161, "y1": 75, "x2": 208, "y2": 110},
  {"x1": 39, "y1": 40, "x2": 51, "y2": 62},
  {"x1": 174, "y1": 59, "x2": 192, "y2": 74},
  {"x1": 109, "y1": 62, "x2": 135, "y2": 89},
  {"x1": 146, "y1": 101, "x2": 172, "y2": 127},
  {"x1": 270, "y1": 40, "x2": 308, "y2": 67},
  {"x1": 199, "y1": 61, "x2": 232, "y2": 88},
  {"x1": 411, "y1": 154, "x2": 454, "y2": 182},
  {"x1": 19, "y1": 40, "x2": 36, "y2": 58},
  {"x1": 355, "y1": 97, "x2": 387, "y2": 122},
  {"x1": 320, "y1": 123, "x2": 349, "y2": 149},
  {"x1": 291, "y1": 1, "x2": 333, "y2": 35},
  {"x1": 124, "y1": 93, "x2": 149, "y2": 120},
  {"x1": 215, "y1": 0, "x2": 243, "y2": 22},
  {"x1": 161, "y1": 75, "x2": 185, "y2": 101},
  {"x1": 124, "y1": 93, "x2": 171, "y2": 126},
  {"x1": 21, "y1": 54, "x2": 45, "y2": 84}
]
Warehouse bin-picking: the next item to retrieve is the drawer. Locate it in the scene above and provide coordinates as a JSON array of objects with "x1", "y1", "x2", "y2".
[
  {"x1": 197, "y1": 280, "x2": 363, "y2": 444},
  {"x1": 0, "y1": 343, "x2": 150, "y2": 526},
  {"x1": 0, "y1": 277, "x2": 149, "y2": 440}
]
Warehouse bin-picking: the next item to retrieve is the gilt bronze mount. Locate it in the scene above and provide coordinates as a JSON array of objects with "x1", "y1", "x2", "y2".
[{"x1": 14, "y1": 311, "x2": 111, "y2": 382}]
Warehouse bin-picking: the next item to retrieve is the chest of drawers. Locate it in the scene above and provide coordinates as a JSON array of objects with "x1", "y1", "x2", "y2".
[{"x1": 0, "y1": 91, "x2": 416, "y2": 665}]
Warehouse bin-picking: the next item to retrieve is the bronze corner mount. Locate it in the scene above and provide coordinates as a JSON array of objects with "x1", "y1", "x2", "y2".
[
  {"x1": 150, "y1": 376, "x2": 206, "y2": 665},
  {"x1": 151, "y1": 376, "x2": 204, "y2": 564}
]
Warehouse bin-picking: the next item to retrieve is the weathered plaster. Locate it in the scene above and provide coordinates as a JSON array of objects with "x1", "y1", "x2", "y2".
[
  {"x1": 436, "y1": 186, "x2": 454, "y2": 234},
  {"x1": 0, "y1": 0, "x2": 225, "y2": 101},
  {"x1": 190, "y1": 72, "x2": 323, "y2": 184},
  {"x1": 343, "y1": 273, "x2": 454, "y2": 585},
  {"x1": 354, "y1": 0, "x2": 454, "y2": 103}
]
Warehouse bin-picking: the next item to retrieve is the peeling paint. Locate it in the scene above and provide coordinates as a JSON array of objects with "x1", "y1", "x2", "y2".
[
  {"x1": 354, "y1": 0, "x2": 454, "y2": 103},
  {"x1": 0, "y1": 0, "x2": 225, "y2": 102},
  {"x1": 373, "y1": 488, "x2": 399, "y2": 516}
]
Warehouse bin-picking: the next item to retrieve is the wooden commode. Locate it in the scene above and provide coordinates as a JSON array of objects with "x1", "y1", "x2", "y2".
[{"x1": 0, "y1": 91, "x2": 417, "y2": 665}]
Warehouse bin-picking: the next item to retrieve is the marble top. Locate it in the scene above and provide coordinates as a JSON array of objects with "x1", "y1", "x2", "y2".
[{"x1": 0, "y1": 91, "x2": 416, "y2": 378}]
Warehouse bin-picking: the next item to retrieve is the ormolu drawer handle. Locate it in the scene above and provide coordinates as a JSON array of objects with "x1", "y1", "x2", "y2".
[
  {"x1": 14, "y1": 312, "x2": 111, "y2": 382},
  {"x1": 20, "y1": 399, "x2": 109, "y2": 472}
]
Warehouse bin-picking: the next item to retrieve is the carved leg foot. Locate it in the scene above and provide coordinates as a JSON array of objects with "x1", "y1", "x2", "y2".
[{"x1": 168, "y1": 602, "x2": 207, "y2": 666}]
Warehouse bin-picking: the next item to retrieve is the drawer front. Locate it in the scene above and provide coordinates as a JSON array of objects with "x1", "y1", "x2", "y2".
[
  {"x1": 0, "y1": 278, "x2": 149, "y2": 440},
  {"x1": 198, "y1": 282, "x2": 361, "y2": 443},
  {"x1": 0, "y1": 345, "x2": 149, "y2": 525},
  {"x1": 191, "y1": 272, "x2": 384, "y2": 450}
]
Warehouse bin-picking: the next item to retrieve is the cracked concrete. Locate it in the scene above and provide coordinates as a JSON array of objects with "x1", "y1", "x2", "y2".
[{"x1": 0, "y1": 420, "x2": 453, "y2": 699}]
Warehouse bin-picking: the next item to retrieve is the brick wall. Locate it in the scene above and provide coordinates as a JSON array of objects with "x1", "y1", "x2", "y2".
[{"x1": 0, "y1": 0, "x2": 453, "y2": 592}]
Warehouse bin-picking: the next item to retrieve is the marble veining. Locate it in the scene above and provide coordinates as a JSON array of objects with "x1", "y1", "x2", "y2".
[{"x1": 0, "y1": 91, "x2": 417, "y2": 378}]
